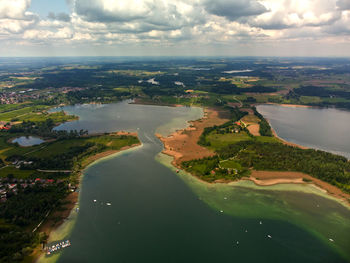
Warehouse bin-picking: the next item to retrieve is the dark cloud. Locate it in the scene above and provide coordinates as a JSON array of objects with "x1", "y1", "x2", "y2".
[
  {"x1": 204, "y1": 0, "x2": 268, "y2": 21},
  {"x1": 73, "y1": 0, "x2": 149, "y2": 22},
  {"x1": 249, "y1": 20, "x2": 293, "y2": 30},
  {"x1": 323, "y1": 21, "x2": 350, "y2": 35},
  {"x1": 47, "y1": 12, "x2": 71, "y2": 22},
  {"x1": 336, "y1": 0, "x2": 350, "y2": 10}
]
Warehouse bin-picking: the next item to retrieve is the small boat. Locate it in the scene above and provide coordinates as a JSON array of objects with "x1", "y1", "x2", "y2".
[
  {"x1": 329, "y1": 238, "x2": 334, "y2": 242},
  {"x1": 245, "y1": 230, "x2": 248, "y2": 233},
  {"x1": 106, "y1": 203, "x2": 112, "y2": 206},
  {"x1": 259, "y1": 221, "x2": 262, "y2": 225},
  {"x1": 224, "y1": 197, "x2": 227, "y2": 200},
  {"x1": 93, "y1": 199, "x2": 97, "y2": 202},
  {"x1": 220, "y1": 210, "x2": 224, "y2": 213},
  {"x1": 46, "y1": 240, "x2": 71, "y2": 255},
  {"x1": 267, "y1": 235, "x2": 272, "y2": 238}
]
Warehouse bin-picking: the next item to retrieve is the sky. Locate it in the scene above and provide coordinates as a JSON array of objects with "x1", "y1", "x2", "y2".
[{"x1": 0, "y1": 0, "x2": 349, "y2": 57}]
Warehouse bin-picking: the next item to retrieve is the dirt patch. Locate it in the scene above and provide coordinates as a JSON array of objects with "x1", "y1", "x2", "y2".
[
  {"x1": 247, "y1": 124, "x2": 260, "y2": 136},
  {"x1": 157, "y1": 108, "x2": 229, "y2": 168},
  {"x1": 240, "y1": 110, "x2": 260, "y2": 136}
]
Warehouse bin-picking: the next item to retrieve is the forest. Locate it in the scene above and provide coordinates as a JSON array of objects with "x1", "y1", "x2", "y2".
[
  {"x1": 252, "y1": 107, "x2": 273, "y2": 137},
  {"x1": 0, "y1": 183, "x2": 67, "y2": 262},
  {"x1": 9, "y1": 119, "x2": 88, "y2": 139},
  {"x1": 184, "y1": 138, "x2": 350, "y2": 193}
]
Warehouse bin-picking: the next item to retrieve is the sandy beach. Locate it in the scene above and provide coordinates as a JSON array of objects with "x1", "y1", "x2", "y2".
[
  {"x1": 247, "y1": 170, "x2": 350, "y2": 203},
  {"x1": 265, "y1": 102, "x2": 313, "y2": 108},
  {"x1": 156, "y1": 108, "x2": 229, "y2": 167}
]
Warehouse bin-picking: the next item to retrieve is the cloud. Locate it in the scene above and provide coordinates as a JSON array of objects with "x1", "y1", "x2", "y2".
[
  {"x1": 0, "y1": 0, "x2": 349, "y2": 56},
  {"x1": 0, "y1": 0, "x2": 31, "y2": 19},
  {"x1": 203, "y1": 0, "x2": 268, "y2": 21},
  {"x1": 337, "y1": 0, "x2": 350, "y2": 10},
  {"x1": 0, "y1": 0, "x2": 38, "y2": 34},
  {"x1": 248, "y1": 0, "x2": 342, "y2": 29},
  {"x1": 73, "y1": 0, "x2": 151, "y2": 22},
  {"x1": 48, "y1": 12, "x2": 71, "y2": 22},
  {"x1": 323, "y1": 10, "x2": 350, "y2": 34}
]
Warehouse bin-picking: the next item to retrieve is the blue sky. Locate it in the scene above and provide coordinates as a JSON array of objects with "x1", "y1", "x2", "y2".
[
  {"x1": 0, "y1": 0, "x2": 349, "y2": 57},
  {"x1": 28, "y1": 0, "x2": 69, "y2": 17}
]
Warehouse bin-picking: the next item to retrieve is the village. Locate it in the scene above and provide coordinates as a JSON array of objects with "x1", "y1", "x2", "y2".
[{"x1": 0, "y1": 177, "x2": 64, "y2": 203}]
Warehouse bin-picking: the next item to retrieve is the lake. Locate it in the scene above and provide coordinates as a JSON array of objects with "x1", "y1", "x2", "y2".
[
  {"x1": 256, "y1": 104, "x2": 350, "y2": 159},
  {"x1": 41, "y1": 101, "x2": 350, "y2": 263},
  {"x1": 12, "y1": 136, "x2": 44, "y2": 146}
]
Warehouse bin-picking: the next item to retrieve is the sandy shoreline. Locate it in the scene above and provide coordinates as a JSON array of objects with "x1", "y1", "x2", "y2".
[
  {"x1": 33, "y1": 134, "x2": 141, "y2": 262},
  {"x1": 156, "y1": 107, "x2": 229, "y2": 168},
  {"x1": 265, "y1": 102, "x2": 313, "y2": 108},
  {"x1": 271, "y1": 127, "x2": 308, "y2": 149},
  {"x1": 156, "y1": 106, "x2": 350, "y2": 205}
]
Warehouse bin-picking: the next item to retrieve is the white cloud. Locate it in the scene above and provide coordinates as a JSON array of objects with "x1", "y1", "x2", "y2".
[
  {"x1": 0, "y1": 0, "x2": 31, "y2": 19},
  {"x1": 0, "y1": 0, "x2": 349, "y2": 56},
  {"x1": 250, "y1": 0, "x2": 342, "y2": 29}
]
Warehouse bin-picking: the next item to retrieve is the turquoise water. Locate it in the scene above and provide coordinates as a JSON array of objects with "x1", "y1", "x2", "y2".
[
  {"x1": 12, "y1": 136, "x2": 44, "y2": 146},
  {"x1": 41, "y1": 101, "x2": 350, "y2": 263}
]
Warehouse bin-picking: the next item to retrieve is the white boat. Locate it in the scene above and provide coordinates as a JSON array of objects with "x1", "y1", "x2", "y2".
[
  {"x1": 106, "y1": 203, "x2": 112, "y2": 206},
  {"x1": 267, "y1": 235, "x2": 272, "y2": 238},
  {"x1": 329, "y1": 238, "x2": 334, "y2": 242}
]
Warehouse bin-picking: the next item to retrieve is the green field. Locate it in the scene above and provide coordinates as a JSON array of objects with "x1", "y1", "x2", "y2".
[
  {"x1": 0, "y1": 106, "x2": 48, "y2": 121},
  {"x1": 0, "y1": 103, "x2": 33, "y2": 113},
  {"x1": 255, "y1": 136, "x2": 280, "y2": 143},
  {"x1": 0, "y1": 166, "x2": 49, "y2": 179},
  {"x1": 0, "y1": 133, "x2": 139, "y2": 179},
  {"x1": 206, "y1": 131, "x2": 251, "y2": 150},
  {"x1": 29, "y1": 135, "x2": 138, "y2": 158},
  {"x1": 220, "y1": 160, "x2": 242, "y2": 169},
  {"x1": 0, "y1": 105, "x2": 77, "y2": 123}
]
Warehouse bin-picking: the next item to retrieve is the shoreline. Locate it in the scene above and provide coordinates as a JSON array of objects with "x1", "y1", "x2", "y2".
[
  {"x1": 156, "y1": 106, "x2": 350, "y2": 206},
  {"x1": 33, "y1": 134, "x2": 141, "y2": 262},
  {"x1": 131, "y1": 97, "x2": 183, "y2": 108},
  {"x1": 265, "y1": 102, "x2": 314, "y2": 108},
  {"x1": 270, "y1": 126, "x2": 308, "y2": 149},
  {"x1": 156, "y1": 107, "x2": 229, "y2": 168}
]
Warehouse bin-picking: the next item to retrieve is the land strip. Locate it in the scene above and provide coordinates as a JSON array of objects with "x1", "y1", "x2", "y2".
[
  {"x1": 157, "y1": 107, "x2": 350, "y2": 205},
  {"x1": 156, "y1": 108, "x2": 229, "y2": 167}
]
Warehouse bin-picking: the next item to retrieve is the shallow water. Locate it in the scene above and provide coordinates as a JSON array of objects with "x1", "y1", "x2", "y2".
[
  {"x1": 42, "y1": 101, "x2": 350, "y2": 263},
  {"x1": 256, "y1": 104, "x2": 350, "y2": 159}
]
